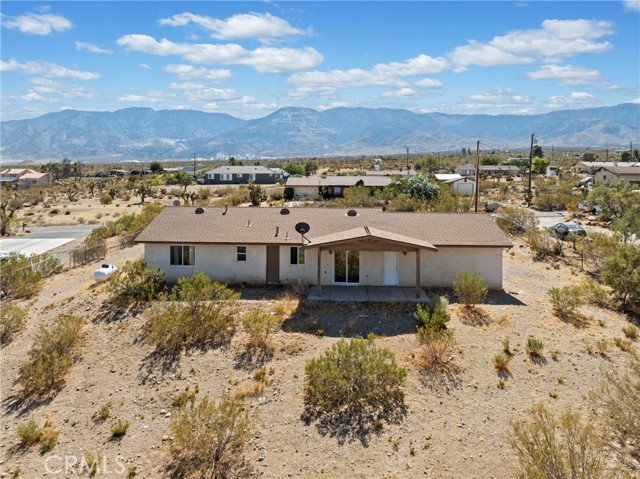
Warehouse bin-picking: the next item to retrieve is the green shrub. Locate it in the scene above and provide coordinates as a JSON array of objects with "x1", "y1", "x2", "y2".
[
  {"x1": 17, "y1": 314, "x2": 83, "y2": 399},
  {"x1": 526, "y1": 337, "x2": 544, "y2": 358},
  {"x1": 600, "y1": 353, "x2": 640, "y2": 446},
  {"x1": 304, "y1": 335, "x2": 406, "y2": 418},
  {"x1": 170, "y1": 396, "x2": 252, "y2": 479},
  {"x1": 147, "y1": 273, "x2": 239, "y2": 352},
  {"x1": 110, "y1": 420, "x2": 129, "y2": 438},
  {"x1": 414, "y1": 298, "x2": 450, "y2": 339},
  {"x1": 510, "y1": 404, "x2": 605, "y2": 479},
  {"x1": 453, "y1": 271, "x2": 488, "y2": 308},
  {"x1": 0, "y1": 253, "x2": 42, "y2": 299},
  {"x1": 108, "y1": 259, "x2": 165, "y2": 306},
  {"x1": 242, "y1": 306, "x2": 280, "y2": 350},
  {"x1": 0, "y1": 303, "x2": 26, "y2": 344},
  {"x1": 548, "y1": 286, "x2": 582, "y2": 319},
  {"x1": 622, "y1": 325, "x2": 638, "y2": 339},
  {"x1": 494, "y1": 353, "x2": 510, "y2": 373},
  {"x1": 16, "y1": 419, "x2": 58, "y2": 452},
  {"x1": 579, "y1": 279, "x2": 610, "y2": 308},
  {"x1": 100, "y1": 194, "x2": 113, "y2": 205},
  {"x1": 601, "y1": 244, "x2": 640, "y2": 311}
]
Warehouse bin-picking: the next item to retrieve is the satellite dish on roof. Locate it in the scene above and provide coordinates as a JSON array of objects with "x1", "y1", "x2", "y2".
[
  {"x1": 347, "y1": 209, "x2": 358, "y2": 217},
  {"x1": 195, "y1": 207, "x2": 205, "y2": 214},
  {"x1": 295, "y1": 222, "x2": 310, "y2": 234},
  {"x1": 280, "y1": 208, "x2": 290, "y2": 215},
  {"x1": 172, "y1": 200, "x2": 181, "y2": 207}
]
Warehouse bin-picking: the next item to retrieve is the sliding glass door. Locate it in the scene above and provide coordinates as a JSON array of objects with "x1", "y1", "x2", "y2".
[{"x1": 334, "y1": 250, "x2": 360, "y2": 284}]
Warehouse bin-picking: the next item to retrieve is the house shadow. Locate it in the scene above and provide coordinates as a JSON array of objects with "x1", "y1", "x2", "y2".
[
  {"x1": 486, "y1": 290, "x2": 527, "y2": 306},
  {"x1": 281, "y1": 302, "x2": 418, "y2": 338}
]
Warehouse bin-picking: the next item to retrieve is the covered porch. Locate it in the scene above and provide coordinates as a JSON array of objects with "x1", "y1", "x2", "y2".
[
  {"x1": 306, "y1": 225, "x2": 438, "y2": 299},
  {"x1": 307, "y1": 285, "x2": 430, "y2": 303}
]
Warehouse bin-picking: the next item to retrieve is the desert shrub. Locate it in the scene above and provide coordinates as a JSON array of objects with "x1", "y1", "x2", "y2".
[
  {"x1": 576, "y1": 232, "x2": 619, "y2": 272},
  {"x1": 526, "y1": 337, "x2": 544, "y2": 358},
  {"x1": 578, "y1": 278, "x2": 610, "y2": 308},
  {"x1": 93, "y1": 403, "x2": 111, "y2": 422},
  {"x1": 526, "y1": 229, "x2": 561, "y2": 258},
  {"x1": 100, "y1": 194, "x2": 113, "y2": 205},
  {"x1": 510, "y1": 404, "x2": 606, "y2": 479},
  {"x1": 453, "y1": 271, "x2": 488, "y2": 308},
  {"x1": 170, "y1": 395, "x2": 252, "y2": 479},
  {"x1": 496, "y1": 206, "x2": 538, "y2": 235},
  {"x1": 0, "y1": 253, "x2": 42, "y2": 299},
  {"x1": 108, "y1": 259, "x2": 165, "y2": 306},
  {"x1": 304, "y1": 335, "x2": 406, "y2": 419},
  {"x1": 110, "y1": 420, "x2": 129, "y2": 438},
  {"x1": 242, "y1": 306, "x2": 280, "y2": 350},
  {"x1": 283, "y1": 187, "x2": 294, "y2": 200},
  {"x1": 17, "y1": 314, "x2": 83, "y2": 399},
  {"x1": 147, "y1": 272, "x2": 239, "y2": 352},
  {"x1": 414, "y1": 298, "x2": 450, "y2": 339},
  {"x1": 494, "y1": 353, "x2": 510, "y2": 373},
  {"x1": 406, "y1": 175, "x2": 440, "y2": 200},
  {"x1": 17, "y1": 419, "x2": 41, "y2": 447},
  {"x1": 601, "y1": 244, "x2": 640, "y2": 311},
  {"x1": 418, "y1": 331, "x2": 457, "y2": 377},
  {"x1": 622, "y1": 325, "x2": 638, "y2": 340},
  {"x1": 548, "y1": 286, "x2": 583, "y2": 319},
  {"x1": 0, "y1": 303, "x2": 26, "y2": 344}
]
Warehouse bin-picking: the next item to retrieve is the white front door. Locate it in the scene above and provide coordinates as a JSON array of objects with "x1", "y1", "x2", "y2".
[{"x1": 382, "y1": 251, "x2": 399, "y2": 285}]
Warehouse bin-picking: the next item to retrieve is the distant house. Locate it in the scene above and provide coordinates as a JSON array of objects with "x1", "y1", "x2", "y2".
[
  {"x1": 455, "y1": 164, "x2": 476, "y2": 176},
  {"x1": 434, "y1": 174, "x2": 476, "y2": 196},
  {"x1": 0, "y1": 168, "x2": 52, "y2": 187},
  {"x1": 136, "y1": 207, "x2": 512, "y2": 293},
  {"x1": 573, "y1": 161, "x2": 640, "y2": 174},
  {"x1": 367, "y1": 169, "x2": 417, "y2": 177},
  {"x1": 454, "y1": 165, "x2": 519, "y2": 176},
  {"x1": 593, "y1": 166, "x2": 640, "y2": 186},
  {"x1": 546, "y1": 166, "x2": 560, "y2": 177},
  {"x1": 286, "y1": 175, "x2": 392, "y2": 199},
  {"x1": 203, "y1": 166, "x2": 283, "y2": 185}
]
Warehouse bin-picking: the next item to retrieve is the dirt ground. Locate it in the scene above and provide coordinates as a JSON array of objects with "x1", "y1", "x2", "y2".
[{"x1": 1, "y1": 240, "x2": 639, "y2": 478}]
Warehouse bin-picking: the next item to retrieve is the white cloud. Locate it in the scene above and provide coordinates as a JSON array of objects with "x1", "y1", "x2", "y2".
[
  {"x1": 624, "y1": 0, "x2": 640, "y2": 12},
  {"x1": 29, "y1": 77, "x2": 95, "y2": 99},
  {"x1": 450, "y1": 19, "x2": 613, "y2": 68},
  {"x1": 75, "y1": 41, "x2": 113, "y2": 54},
  {"x1": 464, "y1": 88, "x2": 532, "y2": 109},
  {"x1": 163, "y1": 64, "x2": 232, "y2": 82},
  {"x1": 382, "y1": 88, "x2": 419, "y2": 98},
  {"x1": 116, "y1": 34, "x2": 323, "y2": 73},
  {"x1": 117, "y1": 91, "x2": 176, "y2": 103},
  {"x1": 3, "y1": 12, "x2": 72, "y2": 35},
  {"x1": 317, "y1": 102, "x2": 351, "y2": 111},
  {"x1": 183, "y1": 88, "x2": 240, "y2": 102},
  {"x1": 159, "y1": 12, "x2": 305, "y2": 40},
  {"x1": 547, "y1": 91, "x2": 597, "y2": 108},
  {"x1": 169, "y1": 82, "x2": 205, "y2": 90},
  {"x1": 138, "y1": 63, "x2": 151, "y2": 70},
  {"x1": 0, "y1": 59, "x2": 100, "y2": 80},
  {"x1": 415, "y1": 78, "x2": 443, "y2": 89},
  {"x1": 286, "y1": 54, "x2": 448, "y2": 99},
  {"x1": 527, "y1": 64, "x2": 601, "y2": 85},
  {"x1": 21, "y1": 91, "x2": 58, "y2": 103}
]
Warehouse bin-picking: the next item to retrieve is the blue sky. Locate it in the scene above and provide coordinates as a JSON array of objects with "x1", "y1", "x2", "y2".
[{"x1": 1, "y1": 1, "x2": 639, "y2": 121}]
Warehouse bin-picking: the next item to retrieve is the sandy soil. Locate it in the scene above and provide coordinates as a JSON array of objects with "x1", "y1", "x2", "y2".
[{"x1": 1, "y1": 240, "x2": 639, "y2": 478}]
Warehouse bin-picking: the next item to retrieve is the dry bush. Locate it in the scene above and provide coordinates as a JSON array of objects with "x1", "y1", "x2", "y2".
[
  {"x1": 579, "y1": 278, "x2": 610, "y2": 308},
  {"x1": 510, "y1": 404, "x2": 606, "y2": 479},
  {"x1": 242, "y1": 306, "x2": 280, "y2": 351},
  {"x1": 17, "y1": 418, "x2": 59, "y2": 453},
  {"x1": 417, "y1": 331, "x2": 457, "y2": 376},
  {"x1": 548, "y1": 285, "x2": 583, "y2": 319},
  {"x1": 526, "y1": 229, "x2": 561, "y2": 259},
  {"x1": 170, "y1": 395, "x2": 253, "y2": 479},
  {"x1": 17, "y1": 314, "x2": 83, "y2": 400},
  {"x1": 496, "y1": 207, "x2": 538, "y2": 235},
  {"x1": 0, "y1": 303, "x2": 26, "y2": 345},
  {"x1": 453, "y1": 271, "x2": 488, "y2": 308}
]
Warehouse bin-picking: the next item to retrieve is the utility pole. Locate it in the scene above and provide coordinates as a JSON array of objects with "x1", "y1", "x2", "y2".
[
  {"x1": 526, "y1": 133, "x2": 535, "y2": 208},
  {"x1": 405, "y1": 146, "x2": 410, "y2": 170},
  {"x1": 474, "y1": 140, "x2": 480, "y2": 213},
  {"x1": 193, "y1": 153, "x2": 196, "y2": 177}
]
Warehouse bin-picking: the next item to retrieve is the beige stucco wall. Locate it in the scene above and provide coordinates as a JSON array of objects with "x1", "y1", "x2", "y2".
[
  {"x1": 145, "y1": 243, "x2": 504, "y2": 289},
  {"x1": 292, "y1": 185, "x2": 320, "y2": 199},
  {"x1": 594, "y1": 170, "x2": 640, "y2": 186}
]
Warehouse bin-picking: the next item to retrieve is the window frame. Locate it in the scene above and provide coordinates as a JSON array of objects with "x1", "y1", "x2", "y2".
[
  {"x1": 237, "y1": 245, "x2": 247, "y2": 262},
  {"x1": 290, "y1": 246, "x2": 305, "y2": 265},
  {"x1": 170, "y1": 245, "x2": 196, "y2": 266}
]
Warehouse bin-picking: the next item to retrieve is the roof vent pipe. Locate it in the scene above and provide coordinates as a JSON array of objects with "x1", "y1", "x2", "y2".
[
  {"x1": 223, "y1": 204, "x2": 228, "y2": 215},
  {"x1": 247, "y1": 219, "x2": 251, "y2": 227},
  {"x1": 285, "y1": 232, "x2": 289, "y2": 240},
  {"x1": 275, "y1": 226, "x2": 279, "y2": 237}
]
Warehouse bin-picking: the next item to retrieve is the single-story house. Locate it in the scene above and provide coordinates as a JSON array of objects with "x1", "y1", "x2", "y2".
[
  {"x1": 593, "y1": 166, "x2": 640, "y2": 186},
  {"x1": 434, "y1": 174, "x2": 476, "y2": 196},
  {"x1": 454, "y1": 165, "x2": 519, "y2": 176},
  {"x1": 546, "y1": 166, "x2": 560, "y2": 177},
  {"x1": 0, "y1": 168, "x2": 52, "y2": 187},
  {"x1": 573, "y1": 161, "x2": 640, "y2": 174},
  {"x1": 286, "y1": 176, "x2": 392, "y2": 199},
  {"x1": 203, "y1": 166, "x2": 283, "y2": 185},
  {"x1": 135, "y1": 207, "x2": 512, "y2": 295},
  {"x1": 367, "y1": 168, "x2": 417, "y2": 176},
  {"x1": 454, "y1": 164, "x2": 476, "y2": 176}
]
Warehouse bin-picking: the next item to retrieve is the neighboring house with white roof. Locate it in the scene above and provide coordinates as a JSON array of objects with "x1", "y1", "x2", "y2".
[
  {"x1": 593, "y1": 166, "x2": 640, "y2": 186},
  {"x1": 434, "y1": 174, "x2": 476, "y2": 196},
  {"x1": 0, "y1": 168, "x2": 52, "y2": 187},
  {"x1": 286, "y1": 175, "x2": 392, "y2": 199},
  {"x1": 573, "y1": 161, "x2": 640, "y2": 174},
  {"x1": 202, "y1": 166, "x2": 283, "y2": 185},
  {"x1": 135, "y1": 206, "x2": 512, "y2": 295},
  {"x1": 454, "y1": 165, "x2": 519, "y2": 176}
]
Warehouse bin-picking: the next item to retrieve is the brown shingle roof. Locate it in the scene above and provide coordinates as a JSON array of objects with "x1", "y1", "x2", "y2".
[
  {"x1": 136, "y1": 207, "x2": 512, "y2": 248},
  {"x1": 598, "y1": 166, "x2": 640, "y2": 175}
]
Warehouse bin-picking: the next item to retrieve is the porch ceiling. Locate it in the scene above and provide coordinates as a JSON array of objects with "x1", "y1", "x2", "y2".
[{"x1": 306, "y1": 226, "x2": 437, "y2": 251}]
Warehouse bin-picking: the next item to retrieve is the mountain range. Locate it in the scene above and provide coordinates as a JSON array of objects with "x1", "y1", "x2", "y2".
[{"x1": 1, "y1": 103, "x2": 639, "y2": 162}]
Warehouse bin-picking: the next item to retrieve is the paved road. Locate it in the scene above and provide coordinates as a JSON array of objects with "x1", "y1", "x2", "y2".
[{"x1": 0, "y1": 224, "x2": 100, "y2": 256}]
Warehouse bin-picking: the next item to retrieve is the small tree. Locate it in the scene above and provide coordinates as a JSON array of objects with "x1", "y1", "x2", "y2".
[
  {"x1": 600, "y1": 244, "x2": 640, "y2": 311},
  {"x1": 406, "y1": 175, "x2": 440, "y2": 200},
  {"x1": 170, "y1": 395, "x2": 252, "y2": 479},
  {"x1": 453, "y1": 271, "x2": 488, "y2": 308},
  {"x1": 510, "y1": 404, "x2": 606, "y2": 479},
  {"x1": 304, "y1": 335, "x2": 406, "y2": 420},
  {"x1": 0, "y1": 201, "x2": 15, "y2": 236},
  {"x1": 149, "y1": 161, "x2": 163, "y2": 174},
  {"x1": 247, "y1": 180, "x2": 262, "y2": 206}
]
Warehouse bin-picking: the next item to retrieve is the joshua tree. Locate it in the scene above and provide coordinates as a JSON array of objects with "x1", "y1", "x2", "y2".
[{"x1": 0, "y1": 201, "x2": 15, "y2": 236}]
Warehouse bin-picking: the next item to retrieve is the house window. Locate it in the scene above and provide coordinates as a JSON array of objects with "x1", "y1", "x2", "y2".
[
  {"x1": 221, "y1": 173, "x2": 232, "y2": 181},
  {"x1": 170, "y1": 245, "x2": 195, "y2": 266},
  {"x1": 249, "y1": 173, "x2": 256, "y2": 181},
  {"x1": 237, "y1": 246, "x2": 247, "y2": 262},
  {"x1": 290, "y1": 247, "x2": 305, "y2": 265}
]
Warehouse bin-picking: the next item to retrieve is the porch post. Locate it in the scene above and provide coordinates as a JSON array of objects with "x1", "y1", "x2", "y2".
[
  {"x1": 317, "y1": 248, "x2": 322, "y2": 297},
  {"x1": 415, "y1": 248, "x2": 421, "y2": 298}
]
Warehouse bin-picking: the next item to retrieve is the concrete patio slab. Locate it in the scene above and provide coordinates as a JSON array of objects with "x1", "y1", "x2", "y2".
[{"x1": 308, "y1": 286, "x2": 430, "y2": 303}]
